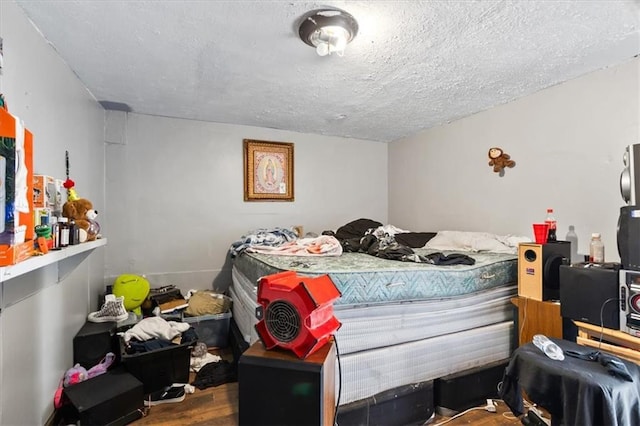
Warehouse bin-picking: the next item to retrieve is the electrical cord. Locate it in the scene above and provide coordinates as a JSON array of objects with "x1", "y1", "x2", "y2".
[
  {"x1": 520, "y1": 296, "x2": 528, "y2": 345},
  {"x1": 598, "y1": 298, "x2": 621, "y2": 350},
  {"x1": 333, "y1": 335, "x2": 342, "y2": 426},
  {"x1": 429, "y1": 407, "x2": 488, "y2": 426},
  {"x1": 426, "y1": 399, "x2": 503, "y2": 426}
]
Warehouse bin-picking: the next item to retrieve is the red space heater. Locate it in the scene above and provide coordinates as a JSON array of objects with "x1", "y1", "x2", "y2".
[{"x1": 255, "y1": 270, "x2": 341, "y2": 359}]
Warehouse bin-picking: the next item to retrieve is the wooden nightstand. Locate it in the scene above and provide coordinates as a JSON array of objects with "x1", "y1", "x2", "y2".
[{"x1": 511, "y1": 296, "x2": 563, "y2": 346}]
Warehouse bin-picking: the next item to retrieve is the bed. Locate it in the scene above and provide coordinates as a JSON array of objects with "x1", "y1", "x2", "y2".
[{"x1": 229, "y1": 239, "x2": 518, "y2": 419}]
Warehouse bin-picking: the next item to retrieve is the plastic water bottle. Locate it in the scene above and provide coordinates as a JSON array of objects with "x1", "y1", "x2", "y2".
[
  {"x1": 533, "y1": 334, "x2": 564, "y2": 360},
  {"x1": 565, "y1": 226, "x2": 579, "y2": 264},
  {"x1": 589, "y1": 233, "x2": 605, "y2": 263}
]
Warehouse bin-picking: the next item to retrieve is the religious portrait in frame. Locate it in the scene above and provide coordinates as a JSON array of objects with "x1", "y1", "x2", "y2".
[{"x1": 243, "y1": 139, "x2": 294, "y2": 201}]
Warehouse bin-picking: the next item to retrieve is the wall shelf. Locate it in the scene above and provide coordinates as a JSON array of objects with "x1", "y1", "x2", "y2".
[
  {"x1": 0, "y1": 238, "x2": 107, "y2": 282},
  {"x1": 0, "y1": 239, "x2": 107, "y2": 311}
]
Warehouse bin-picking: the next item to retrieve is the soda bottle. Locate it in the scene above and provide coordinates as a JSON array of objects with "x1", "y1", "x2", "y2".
[{"x1": 545, "y1": 208, "x2": 557, "y2": 242}]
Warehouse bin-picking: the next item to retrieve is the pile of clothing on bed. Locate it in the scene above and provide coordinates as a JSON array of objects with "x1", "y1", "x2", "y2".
[{"x1": 229, "y1": 218, "x2": 529, "y2": 265}]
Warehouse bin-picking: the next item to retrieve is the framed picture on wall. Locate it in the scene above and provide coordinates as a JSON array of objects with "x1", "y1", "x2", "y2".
[{"x1": 243, "y1": 139, "x2": 294, "y2": 201}]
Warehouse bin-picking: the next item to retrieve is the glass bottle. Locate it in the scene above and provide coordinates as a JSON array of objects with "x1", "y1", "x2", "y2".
[
  {"x1": 589, "y1": 233, "x2": 604, "y2": 263},
  {"x1": 545, "y1": 208, "x2": 557, "y2": 242},
  {"x1": 50, "y1": 216, "x2": 60, "y2": 249},
  {"x1": 58, "y1": 217, "x2": 70, "y2": 248},
  {"x1": 69, "y1": 219, "x2": 78, "y2": 245}
]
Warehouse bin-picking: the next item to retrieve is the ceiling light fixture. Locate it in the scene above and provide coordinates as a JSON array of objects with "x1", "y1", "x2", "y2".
[{"x1": 298, "y1": 9, "x2": 358, "y2": 57}]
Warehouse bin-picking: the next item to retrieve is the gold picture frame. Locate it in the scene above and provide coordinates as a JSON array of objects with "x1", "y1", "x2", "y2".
[{"x1": 243, "y1": 139, "x2": 294, "y2": 201}]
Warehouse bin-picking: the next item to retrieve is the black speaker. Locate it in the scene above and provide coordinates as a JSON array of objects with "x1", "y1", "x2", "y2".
[
  {"x1": 618, "y1": 205, "x2": 640, "y2": 271},
  {"x1": 63, "y1": 368, "x2": 143, "y2": 426},
  {"x1": 518, "y1": 241, "x2": 571, "y2": 301},
  {"x1": 619, "y1": 143, "x2": 640, "y2": 205},
  {"x1": 435, "y1": 360, "x2": 507, "y2": 413},
  {"x1": 338, "y1": 381, "x2": 434, "y2": 426},
  {"x1": 559, "y1": 264, "x2": 621, "y2": 329},
  {"x1": 73, "y1": 321, "x2": 119, "y2": 370},
  {"x1": 239, "y1": 341, "x2": 335, "y2": 426}
]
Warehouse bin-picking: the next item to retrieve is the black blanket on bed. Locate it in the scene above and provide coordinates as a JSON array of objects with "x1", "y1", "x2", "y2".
[{"x1": 328, "y1": 219, "x2": 474, "y2": 265}]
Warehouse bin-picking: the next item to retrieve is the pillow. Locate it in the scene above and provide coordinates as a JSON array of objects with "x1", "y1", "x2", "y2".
[
  {"x1": 423, "y1": 231, "x2": 475, "y2": 251},
  {"x1": 424, "y1": 230, "x2": 527, "y2": 254}
]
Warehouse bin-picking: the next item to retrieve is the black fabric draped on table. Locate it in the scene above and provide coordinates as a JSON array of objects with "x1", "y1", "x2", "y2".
[{"x1": 499, "y1": 337, "x2": 640, "y2": 426}]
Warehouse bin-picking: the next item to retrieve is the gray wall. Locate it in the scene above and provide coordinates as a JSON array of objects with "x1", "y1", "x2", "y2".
[
  {"x1": 0, "y1": 2, "x2": 106, "y2": 424},
  {"x1": 104, "y1": 112, "x2": 388, "y2": 292},
  {"x1": 389, "y1": 57, "x2": 639, "y2": 260}
]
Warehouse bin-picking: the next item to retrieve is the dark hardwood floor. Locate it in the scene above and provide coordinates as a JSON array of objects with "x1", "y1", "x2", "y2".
[
  {"x1": 132, "y1": 347, "x2": 533, "y2": 426},
  {"x1": 133, "y1": 380, "x2": 526, "y2": 426}
]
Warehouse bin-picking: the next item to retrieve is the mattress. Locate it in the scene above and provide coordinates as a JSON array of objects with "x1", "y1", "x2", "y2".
[
  {"x1": 230, "y1": 249, "x2": 517, "y2": 405},
  {"x1": 232, "y1": 271, "x2": 514, "y2": 404},
  {"x1": 231, "y1": 264, "x2": 516, "y2": 354},
  {"x1": 234, "y1": 249, "x2": 517, "y2": 306},
  {"x1": 338, "y1": 321, "x2": 513, "y2": 404},
  {"x1": 228, "y1": 284, "x2": 260, "y2": 345}
]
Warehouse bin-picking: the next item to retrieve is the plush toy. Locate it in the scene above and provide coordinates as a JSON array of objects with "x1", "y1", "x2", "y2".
[
  {"x1": 63, "y1": 364, "x2": 88, "y2": 387},
  {"x1": 488, "y1": 147, "x2": 516, "y2": 174},
  {"x1": 62, "y1": 198, "x2": 99, "y2": 242}
]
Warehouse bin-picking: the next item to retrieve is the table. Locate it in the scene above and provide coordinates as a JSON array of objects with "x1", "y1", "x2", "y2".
[
  {"x1": 574, "y1": 320, "x2": 640, "y2": 364},
  {"x1": 499, "y1": 338, "x2": 640, "y2": 425}
]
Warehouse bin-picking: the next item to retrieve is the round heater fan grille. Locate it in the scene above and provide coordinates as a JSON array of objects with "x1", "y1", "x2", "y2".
[{"x1": 266, "y1": 300, "x2": 301, "y2": 343}]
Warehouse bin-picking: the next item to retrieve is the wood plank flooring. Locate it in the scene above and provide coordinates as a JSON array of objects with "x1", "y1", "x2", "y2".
[
  {"x1": 132, "y1": 346, "x2": 533, "y2": 426},
  {"x1": 133, "y1": 380, "x2": 525, "y2": 426}
]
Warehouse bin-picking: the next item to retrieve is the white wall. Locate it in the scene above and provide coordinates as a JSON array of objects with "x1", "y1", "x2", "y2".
[
  {"x1": 0, "y1": 2, "x2": 106, "y2": 424},
  {"x1": 389, "y1": 57, "x2": 640, "y2": 260},
  {"x1": 104, "y1": 113, "x2": 387, "y2": 292}
]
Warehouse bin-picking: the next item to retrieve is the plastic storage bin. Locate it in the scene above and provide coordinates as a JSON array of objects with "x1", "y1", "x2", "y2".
[
  {"x1": 183, "y1": 311, "x2": 232, "y2": 348},
  {"x1": 120, "y1": 339, "x2": 193, "y2": 394}
]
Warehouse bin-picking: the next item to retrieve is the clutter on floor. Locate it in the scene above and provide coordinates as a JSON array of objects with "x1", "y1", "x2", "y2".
[
  {"x1": 143, "y1": 385, "x2": 187, "y2": 407},
  {"x1": 52, "y1": 278, "x2": 235, "y2": 425},
  {"x1": 87, "y1": 294, "x2": 128, "y2": 323}
]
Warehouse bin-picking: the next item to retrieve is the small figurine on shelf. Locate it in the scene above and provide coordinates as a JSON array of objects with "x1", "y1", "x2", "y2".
[
  {"x1": 63, "y1": 150, "x2": 79, "y2": 202},
  {"x1": 63, "y1": 178, "x2": 79, "y2": 202}
]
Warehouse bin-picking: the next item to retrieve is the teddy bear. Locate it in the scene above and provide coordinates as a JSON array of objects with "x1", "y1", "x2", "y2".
[
  {"x1": 488, "y1": 147, "x2": 516, "y2": 174},
  {"x1": 62, "y1": 198, "x2": 100, "y2": 242}
]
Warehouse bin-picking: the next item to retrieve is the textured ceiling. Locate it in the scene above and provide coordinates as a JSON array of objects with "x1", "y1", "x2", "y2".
[{"x1": 13, "y1": 0, "x2": 640, "y2": 142}]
